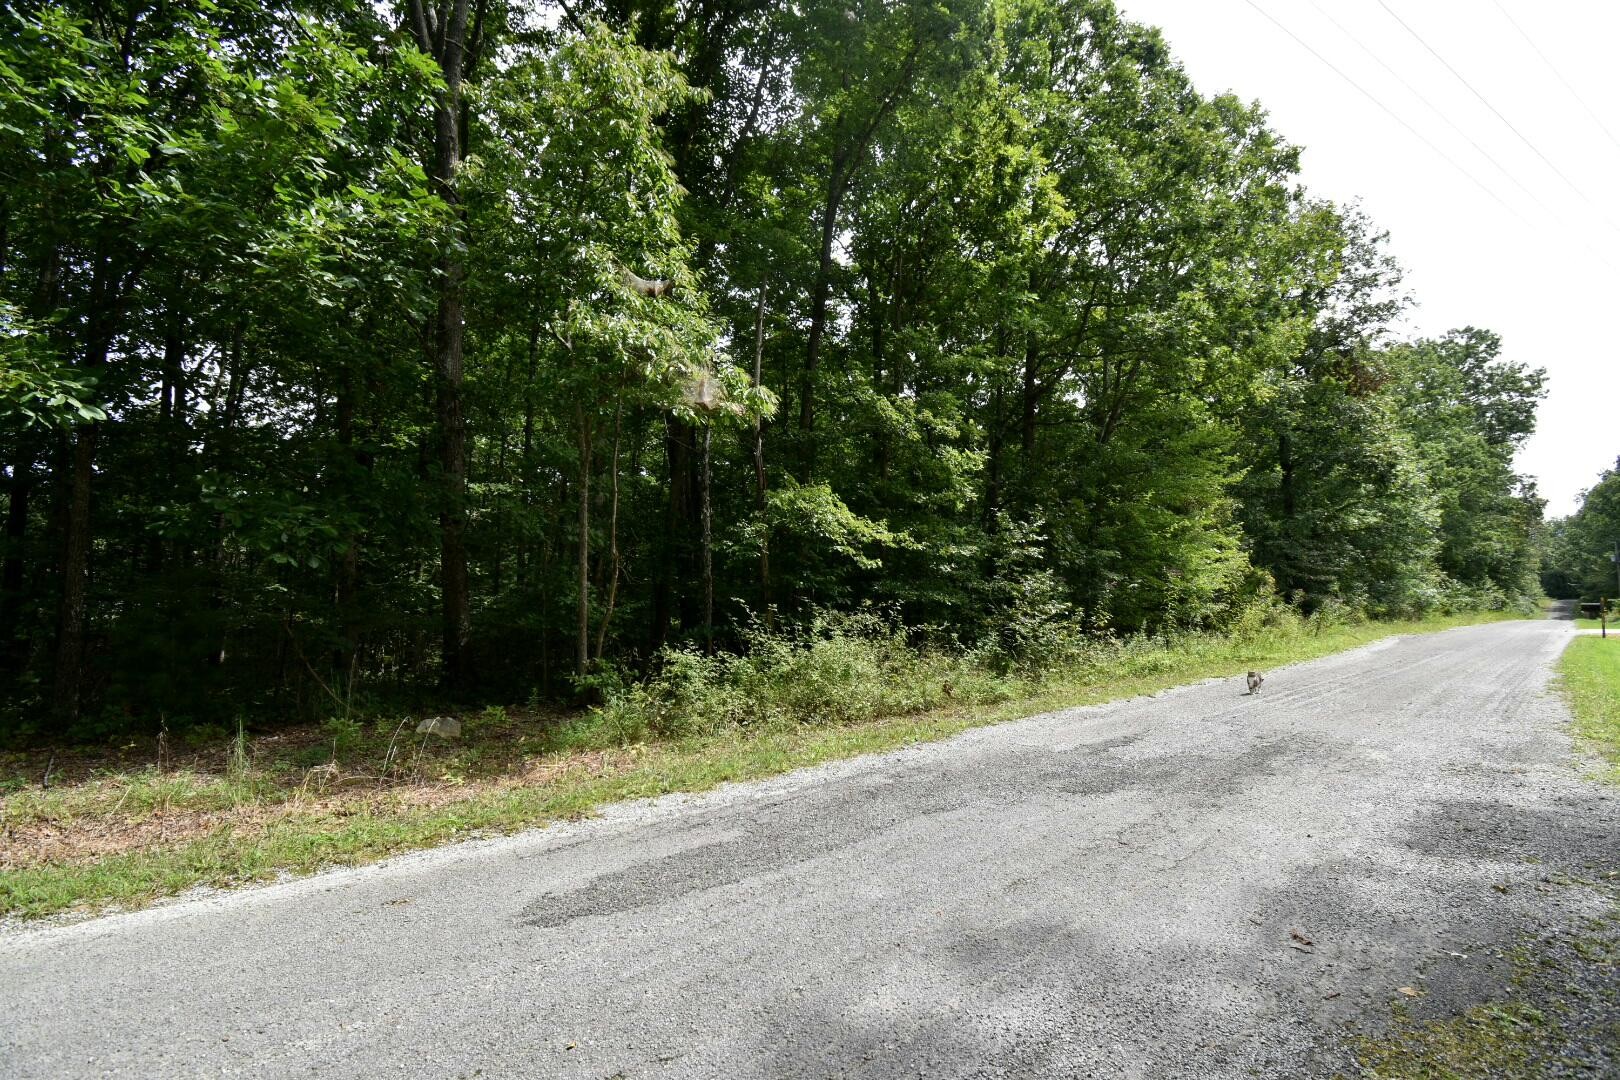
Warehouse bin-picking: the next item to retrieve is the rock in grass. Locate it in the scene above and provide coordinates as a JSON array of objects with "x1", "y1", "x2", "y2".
[{"x1": 415, "y1": 715, "x2": 462, "y2": 738}]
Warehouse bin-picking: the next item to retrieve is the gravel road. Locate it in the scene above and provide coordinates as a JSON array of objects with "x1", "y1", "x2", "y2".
[{"x1": 3, "y1": 618, "x2": 1617, "y2": 1078}]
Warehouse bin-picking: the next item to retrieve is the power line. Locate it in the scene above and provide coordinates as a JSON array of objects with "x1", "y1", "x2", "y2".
[
  {"x1": 1371, "y1": 0, "x2": 1611, "y2": 219},
  {"x1": 1488, "y1": 0, "x2": 1620, "y2": 158},
  {"x1": 1239, "y1": 0, "x2": 1534, "y2": 229},
  {"x1": 1302, "y1": 0, "x2": 1577, "y2": 231},
  {"x1": 1239, "y1": 0, "x2": 1620, "y2": 276}
]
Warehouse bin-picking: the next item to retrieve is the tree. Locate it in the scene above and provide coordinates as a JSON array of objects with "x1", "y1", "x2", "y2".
[
  {"x1": 399, "y1": 0, "x2": 504, "y2": 690},
  {"x1": 1387, "y1": 328, "x2": 1546, "y2": 599},
  {"x1": 1547, "y1": 463, "x2": 1620, "y2": 604}
]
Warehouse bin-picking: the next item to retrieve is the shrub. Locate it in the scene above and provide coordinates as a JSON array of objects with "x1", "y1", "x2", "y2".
[
  {"x1": 1224, "y1": 594, "x2": 1306, "y2": 644},
  {"x1": 591, "y1": 612, "x2": 1018, "y2": 743},
  {"x1": 583, "y1": 587, "x2": 1517, "y2": 750},
  {"x1": 321, "y1": 714, "x2": 364, "y2": 756}
]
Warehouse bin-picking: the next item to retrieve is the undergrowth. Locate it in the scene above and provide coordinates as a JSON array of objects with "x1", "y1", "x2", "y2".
[{"x1": 582, "y1": 599, "x2": 1518, "y2": 747}]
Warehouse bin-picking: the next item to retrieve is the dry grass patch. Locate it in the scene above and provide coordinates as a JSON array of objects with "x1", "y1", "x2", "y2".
[{"x1": 0, "y1": 741, "x2": 643, "y2": 871}]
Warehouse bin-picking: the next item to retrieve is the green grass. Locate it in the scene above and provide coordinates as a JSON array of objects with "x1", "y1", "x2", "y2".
[
  {"x1": 1558, "y1": 635, "x2": 1620, "y2": 782},
  {"x1": 0, "y1": 608, "x2": 1527, "y2": 921}
]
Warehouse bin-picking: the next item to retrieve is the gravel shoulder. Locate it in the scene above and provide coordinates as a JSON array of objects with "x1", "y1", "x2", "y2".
[{"x1": 2, "y1": 619, "x2": 1616, "y2": 1078}]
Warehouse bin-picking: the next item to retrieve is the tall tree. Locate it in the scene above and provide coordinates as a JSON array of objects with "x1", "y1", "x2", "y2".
[{"x1": 402, "y1": 0, "x2": 500, "y2": 689}]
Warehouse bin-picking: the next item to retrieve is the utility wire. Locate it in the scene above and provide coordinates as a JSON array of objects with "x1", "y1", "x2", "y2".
[
  {"x1": 1488, "y1": 0, "x2": 1620, "y2": 158},
  {"x1": 1302, "y1": 0, "x2": 1574, "y2": 230},
  {"x1": 1241, "y1": 0, "x2": 1620, "y2": 275},
  {"x1": 1372, "y1": 0, "x2": 1611, "y2": 219},
  {"x1": 1239, "y1": 0, "x2": 1533, "y2": 229}
]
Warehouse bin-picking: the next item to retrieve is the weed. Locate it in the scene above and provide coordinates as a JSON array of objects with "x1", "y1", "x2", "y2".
[
  {"x1": 225, "y1": 721, "x2": 251, "y2": 783},
  {"x1": 321, "y1": 714, "x2": 364, "y2": 757}
]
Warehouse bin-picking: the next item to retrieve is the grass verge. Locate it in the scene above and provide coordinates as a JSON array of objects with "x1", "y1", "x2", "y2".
[
  {"x1": 1, "y1": 609, "x2": 1525, "y2": 922},
  {"x1": 1347, "y1": 907, "x2": 1620, "y2": 1079},
  {"x1": 1557, "y1": 635, "x2": 1620, "y2": 782}
]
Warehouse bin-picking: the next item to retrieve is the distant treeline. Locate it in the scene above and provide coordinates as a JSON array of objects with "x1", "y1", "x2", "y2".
[
  {"x1": 0, "y1": 0, "x2": 1545, "y2": 739},
  {"x1": 1543, "y1": 463, "x2": 1620, "y2": 603}
]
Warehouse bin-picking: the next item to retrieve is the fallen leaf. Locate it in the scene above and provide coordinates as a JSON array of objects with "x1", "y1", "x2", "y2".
[
  {"x1": 1323, "y1": 991, "x2": 1342, "y2": 1001},
  {"x1": 1291, "y1": 930, "x2": 1315, "y2": 946},
  {"x1": 1397, "y1": 987, "x2": 1422, "y2": 998}
]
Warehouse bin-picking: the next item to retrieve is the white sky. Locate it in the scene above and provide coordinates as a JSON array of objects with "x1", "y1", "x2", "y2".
[{"x1": 1115, "y1": 0, "x2": 1620, "y2": 516}]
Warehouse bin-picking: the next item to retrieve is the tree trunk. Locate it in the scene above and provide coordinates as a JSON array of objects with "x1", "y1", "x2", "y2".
[
  {"x1": 434, "y1": 243, "x2": 471, "y2": 689},
  {"x1": 797, "y1": 161, "x2": 848, "y2": 481},
  {"x1": 204, "y1": 322, "x2": 247, "y2": 669},
  {"x1": 575, "y1": 405, "x2": 592, "y2": 677},
  {"x1": 869, "y1": 268, "x2": 892, "y2": 483},
  {"x1": 150, "y1": 314, "x2": 187, "y2": 573},
  {"x1": 986, "y1": 386, "x2": 1004, "y2": 530},
  {"x1": 159, "y1": 317, "x2": 182, "y2": 425},
  {"x1": 1021, "y1": 337, "x2": 1040, "y2": 460},
  {"x1": 593, "y1": 383, "x2": 625, "y2": 662},
  {"x1": 51, "y1": 422, "x2": 98, "y2": 728},
  {"x1": 410, "y1": 0, "x2": 475, "y2": 690},
  {"x1": 751, "y1": 282, "x2": 771, "y2": 626},
  {"x1": 651, "y1": 417, "x2": 697, "y2": 654},
  {"x1": 794, "y1": 43, "x2": 919, "y2": 479},
  {"x1": 1279, "y1": 429, "x2": 1296, "y2": 521},
  {"x1": 1, "y1": 460, "x2": 32, "y2": 663},
  {"x1": 49, "y1": 244, "x2": 117, "y2": 728},
  {"x1": 701, "y1": 425, "x2": 714, "y2": 654},
  {"x1": 517, "y1": 322, "x2": 538, "y2": 590},
  {"x1": 335, "y1": 370, "x2": 361, "y2": 678}
]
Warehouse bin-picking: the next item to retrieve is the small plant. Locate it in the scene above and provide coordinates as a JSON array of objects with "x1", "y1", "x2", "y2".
[
  {"x1": 225, "y1": 720, "x2": 251, "y2": 782},
  {"x1": 321, "y1": 714, "x2": 364, "y2": 757},
  {"x1": 376, "y1": 716, "x2": 416, "y2": 782},
  {"x1": 572, "y1": 660, "x2": 629, "y2": 705}
]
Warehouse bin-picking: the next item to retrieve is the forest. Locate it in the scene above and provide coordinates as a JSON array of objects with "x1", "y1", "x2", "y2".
[{"x1": 1, "y1": 0, "x2": 1551, "y2": 742}]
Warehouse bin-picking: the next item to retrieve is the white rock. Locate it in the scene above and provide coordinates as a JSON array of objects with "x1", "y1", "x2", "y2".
[{"x1": 415, "y1": 716, "x2": 462, "y2": 738}]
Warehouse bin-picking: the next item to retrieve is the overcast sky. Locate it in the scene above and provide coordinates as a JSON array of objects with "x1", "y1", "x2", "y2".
[{"x1": 1114, "y1": 0, "x2": 1619, "y2": 516}]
